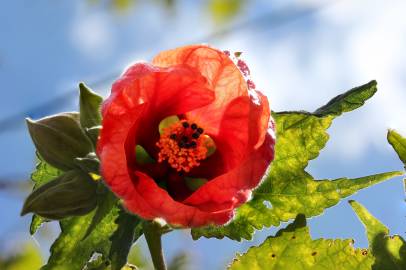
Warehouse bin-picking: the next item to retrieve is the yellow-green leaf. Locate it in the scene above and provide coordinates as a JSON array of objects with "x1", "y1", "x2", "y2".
[
  {"x1": 349, "y1": 200, "x2": 406, "y2": 270},
  {"x1": 30, "y1": 155, "x2": 62, "y2": 235},
  {"x1": 41, "y1": 207, "x2": 120, "y2": 270},
  {"x1": 229, "y1": 214, "x2": 373, "y2": 270},
  {"x1": 0, "y1": 244, "x2": 43, "y2": 270},
  {"x1": 192, "y1": 80, "x2": 402, "y2": 241},
  {"x1": 388, "y1": 129, "x2": 406, "y2": 167}
]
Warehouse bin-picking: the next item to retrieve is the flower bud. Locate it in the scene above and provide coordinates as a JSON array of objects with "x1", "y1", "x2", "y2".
[
  {"x1": 26, "y1": 113, "x2": 93, "y2": 171},
  {"x1": 85, "y1": 126, "x2": 101, "y2": 147},
  {"x1": 74, "y1": 152, "x2": 100, "y2": 174},
  {"x1": 21, "y1": 170, "x2": 97, "y2": 219}
]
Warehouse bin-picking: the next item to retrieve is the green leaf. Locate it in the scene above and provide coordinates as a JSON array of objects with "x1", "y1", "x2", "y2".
[
  {"x1": 313, "y1": 80, "x2": 377, "y2": 116},
  {"x1": 193, "y1": 171, "x2": 402, "y2": 241},
  {"x1": 388, "y1": 129, "x2": 406, "y2": 167},
  {"x1": 31, "y1": 154, "x2": 63, "y2": 187},
  {"x1": 79, "y1": 82, "x2": 103, "y2": 130},
  {"x1": 83, "y1": 184, "x2": 118, "y2": 240},
  {"x1": 42, "y1": 207, "x2": 120, "y2": 270},
  {"x1": 229, "y1": 214, "x2": 374, "y2": 270},
  {"x1": 30, "y1": 155, "x2": 63, "y2": 235},
  {"x1": 21, "y1": 170, "x2": 97, "y2": 219},
  {"x1": 109, "y1": 210, "x2": 143, "y2": 270},
  {"x1": 26, "y1": 113, "x2": 93, "y2": 171},
  {"x1": 28, "y1": 155, "x2": 138, "y2": 270},
  {"x1": 349, "y1": 200, "x2": 406, "y2": 269},
  {"x1": 192, "y1": 80, "x2": 402, "y2": 241}
]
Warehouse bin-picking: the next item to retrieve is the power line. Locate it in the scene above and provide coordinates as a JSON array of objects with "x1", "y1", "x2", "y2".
[{"x1": 0, "y1": 2, "x2": 340, "y2": 135}]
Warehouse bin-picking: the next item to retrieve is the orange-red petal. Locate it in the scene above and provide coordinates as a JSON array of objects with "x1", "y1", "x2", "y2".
[
  {"x1": 97, "y1": 62, "x2": 227, "y2": 226},
  {"x1": 98, "y1": 47, "x2": 275, "y2": 227},
  {"x1": 153, "y1": 45, "x2": 248, "y2": 135},
  {"x1": 183, "y1": 134, "x2": 275, "y2": 213}
]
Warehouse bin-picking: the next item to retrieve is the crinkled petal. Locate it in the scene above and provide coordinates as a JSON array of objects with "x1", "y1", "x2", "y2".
[
  {"x1": 190, "y1": 90, "x2": 272, "y2": 178},
  {"x1": 98, "y1": 50, "x2": 275, "y2": 227},
  {"x1": 97, "y1": 63, "x2": 221, "y2": 226},
  {"x1": 125, "y1": 171, "x2": 234, "y2": 227},
  {"x1": 99, "y1": 62, "x2": 215, "y2": 161},
  {"x1": 152, "y1": 44, "x2": 248, "y2": 135},
  {"x1": 214, "y1": 90, "x2": 271, "y2": 170},
  {"x1": 183, "y1": 134, "x2": 275, "y2": 213},
  {"x1": 102, "y1": 62, "x2": 214, "y2": 123}
]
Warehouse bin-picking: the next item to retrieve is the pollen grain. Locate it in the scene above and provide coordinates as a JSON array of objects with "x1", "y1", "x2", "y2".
[{"x1": 156, "y1": 120, "x2": 210, "y2": 172}]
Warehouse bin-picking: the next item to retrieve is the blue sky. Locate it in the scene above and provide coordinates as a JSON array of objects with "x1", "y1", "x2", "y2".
[{"x1": 1, "y1": 1, "x2": 405, "y2": 269}]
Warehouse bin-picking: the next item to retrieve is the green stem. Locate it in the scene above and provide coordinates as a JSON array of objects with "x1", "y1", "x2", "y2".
[{"x1": 143, "y1": 221, "x2": 167, "y2": 270}]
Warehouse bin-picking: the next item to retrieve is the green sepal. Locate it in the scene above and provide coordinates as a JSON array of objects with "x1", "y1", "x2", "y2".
[
  {"x1": 74, "y1": 153, "x2": 100, "y2": 174},
  {"x1": 135, "y1": 145, "x2": 155, "y2": 165},
  {"x1": 79, "y1": 82, "x2": 103, "y2": 130},
  {"x1": 21, "y1": 169, "x2": 97, "y2": 219},
  {"x1": 109, "y1": 210, "x2": 143, "y2": 270},
  {"x1": 26, "y1": 113, "x2": 93, "y2": 171},
  {"x1": 185, "y1": 177, "x2": 208, "y2": 191}
]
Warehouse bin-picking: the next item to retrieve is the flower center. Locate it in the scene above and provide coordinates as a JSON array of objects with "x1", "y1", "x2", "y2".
[{"x1": 156, "y1": 120, "x2": 212, "y2": 172}]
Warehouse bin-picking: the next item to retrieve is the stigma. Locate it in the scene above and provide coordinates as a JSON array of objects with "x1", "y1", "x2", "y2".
[{"x1": 156, "y1": 120, "x2": 210, "y2": 172}]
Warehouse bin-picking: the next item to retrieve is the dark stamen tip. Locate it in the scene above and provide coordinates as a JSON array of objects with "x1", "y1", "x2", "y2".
[
  {"x1": 170, "y1": 134, "x2": 177, "y2": 140},
  {"x1": 190, "y1": 141, "x2": 197, "y2": 148},
  {"x1": 192, "y1": 133, "x2": 200, "y2": 139},
  {"x1": 184, "y1": 143, "x2": 192, "y2": 149},
  {"x1": 182, "y1": 122, "x2": 189, "y2": 128},
  {"x1": 191, "y1": 123, "x2": 197, "y2": 130},
  {"x1": 178, "y1": 141, "x2": 186, "y2": 148},
  {"x1": 181, "y1": 136, "x2": 188, "y2": 142},
  {"x1": 197, "y1": 127, "x2": 204, "y2": 134}
]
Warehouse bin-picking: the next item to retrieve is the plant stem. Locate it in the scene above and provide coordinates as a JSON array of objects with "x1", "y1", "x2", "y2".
[{"x1": 143, "y1": 221, "x2": 167, "y2": 270}]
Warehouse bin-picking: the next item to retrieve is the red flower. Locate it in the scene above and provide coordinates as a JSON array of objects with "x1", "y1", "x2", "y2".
[{"x1": 97, "y1": 45, "x2": 275, "y2": 227}]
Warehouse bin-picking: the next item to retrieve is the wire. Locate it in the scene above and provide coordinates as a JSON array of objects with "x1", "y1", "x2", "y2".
[{"x1": 0, "y1": 1, "x2": 340, "y2": 135}]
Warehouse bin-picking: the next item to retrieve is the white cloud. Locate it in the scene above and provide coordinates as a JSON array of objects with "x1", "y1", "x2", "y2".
[
  {"x1": 69, "y1": 8, "x2": 115, "y2": 61},
  {"x1": 220, "y1": 0, "x2": 406, "y2": 160}
]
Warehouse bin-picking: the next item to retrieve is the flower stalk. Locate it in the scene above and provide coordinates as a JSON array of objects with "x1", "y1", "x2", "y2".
[{"x1": 143, "y1": 221, "x2": 167, "y2": 270}]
